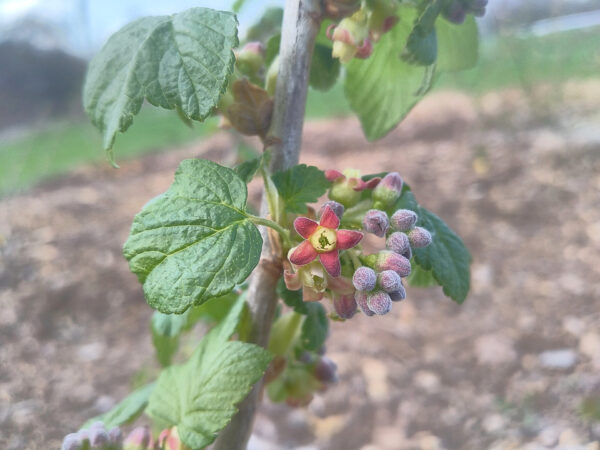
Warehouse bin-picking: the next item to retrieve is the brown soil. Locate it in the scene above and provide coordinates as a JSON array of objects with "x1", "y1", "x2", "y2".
[{"x1": 1, "y1": 83, "x2": 600, "y2": 449}]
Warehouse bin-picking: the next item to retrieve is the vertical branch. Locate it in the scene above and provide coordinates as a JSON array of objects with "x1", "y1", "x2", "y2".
[{"x1": 212, "y1": 1, "x2": 322, "y2": 449}]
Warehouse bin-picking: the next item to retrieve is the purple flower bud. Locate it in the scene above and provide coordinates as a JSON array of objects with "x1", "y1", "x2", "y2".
[
  {"x1": 386, "y1": 231, "x2": 410, "y2": 255},
  {"x1": 333, "y1": 293, "x2": 358, "y2": 319},
  {"x1": 378, "y1": 270, "x2": 402, "y2": 293},
  {"x1": 89, "y1": 427, "x2": 109, "y2": 448},
  {"x1": 319, "y1": 200, "x2": 345, "y2": 220},
  {"x1": 314, "y1": 357, "x2": 338, "y2": 383},
  {"x1": 408, "y1": 226, "x2": 432, "y2": 248},
  {"x1": 375, "y1": 251, "x2": 411, "y2": 277},
  {"x1": 372, "y1": 172, "x2": 403, "y2": 206},
  {"x1": 62, "y1": 434, "x2": 82, "y2": 450},
  {"x1": 352, "y1": 266, "x2": 377, "y2": 291},
  {"x1": 362, "y1": 209, "x2": 389, "y2": 237},
  {"x1": 389, "y1": 283, "x2": 406, "y2": 302},
  {"x1": 299, "y1": 351, "x2": 316, "y2": 364},
  {"x1": 367, "y1": 291, "x2": 392, "y2": 315},
  {"x1": 124, "y1": 426, "x2": 152, "y2": 450},
  {"x1": 355, "y1": 290, "x2": 374, "y2": 316},
  {"x1": 443, "y1": 0, "x2": 467, "y2": 24},
  {"x1": 390, "y1": 209, "x2": 418, "y2": 231},
  {"x1": 76, "y1": 429, "x2": 89, "y2": 442},
  {"x1": 108, "y1": 427, "x2": 123, "y2": 445}
]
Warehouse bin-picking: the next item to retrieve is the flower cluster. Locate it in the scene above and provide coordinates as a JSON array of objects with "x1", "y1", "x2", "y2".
[
  {"x1": 285, "y1": 170, "x2": 432, "y2": 318},
  {"x1": 326, "y1": 0, "x2": 398, "y2": 63},
  {"x1": 62, "y1": 423, "x2": 186, "y2": 450}
]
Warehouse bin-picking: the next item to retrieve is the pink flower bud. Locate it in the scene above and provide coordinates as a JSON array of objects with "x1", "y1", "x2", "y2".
[
  {"x1": 390, "y1": 209, "x2": 418, "y2": 231},
  {"x1": 352, "y1": 266, "x2": 377, "y2": 291},
  {"x1": 375, "y1": 251, "x2": 411, "y2": 277},
  {"x1": 389, "y1": 284, "x2": 406, "y2": 302},
  {"x1": 386, "y1": 231, "x2": 410, "y2": 255},
  {"x1": 443, "y1": 0, "x2": 467, "y2": 24},
  {"x1": 355, "y1": 290, "x2": 374, "y2": 316},
  {"x1": 372, "y1": 172, "x2": 403, "y2": 206},
  {"x1": 408, "y1": 226, "x2": 432, "y2": 248},
  {"x1": 62, "y1": 434, "x2": 81, "y2": 450},
  {"x1": 333, "y1": 293, "x2": 358, "y2": 319},
  {"x1": 314, "y1": 357, "x2": 338, "y2": 383},
  {"x1": 378, "y1": 270, "x2": 402, "y2": 293},
  {"x1": 362, "y1": 209, "x2": 389, "y2": 237},
  {"x1": 158, "y1": 427, "x2": 183, "y2": 450},
  {"x1": 319, "y1": 200, "x2": 345, "y2": 220},
  {"x1": 367, "y1": 290, "x2": 392, "y2": 315},
  {"x1": 124, "y1": 426, "x2": 152, "y2": 450},
  {"x1": 108, "y1": 427, "x2": 123, "y2": 445}
]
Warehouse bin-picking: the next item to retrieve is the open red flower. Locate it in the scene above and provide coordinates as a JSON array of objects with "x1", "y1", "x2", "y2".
[{"x1": 289, "y1": 205, "x2": 363, "y2": 277}]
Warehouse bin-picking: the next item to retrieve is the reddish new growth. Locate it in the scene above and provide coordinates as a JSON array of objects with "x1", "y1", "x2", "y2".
[{"x1": 289, "y1": 206, "x2": 363, "y2": 277}]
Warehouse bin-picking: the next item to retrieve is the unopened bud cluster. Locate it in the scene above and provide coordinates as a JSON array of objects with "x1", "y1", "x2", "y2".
[
  {"x1": 62, "y1": 423, "x2": 187, "y2": 450},
  {"x1": 326, "y1": 0, "x2": 398, "y2": 63}
]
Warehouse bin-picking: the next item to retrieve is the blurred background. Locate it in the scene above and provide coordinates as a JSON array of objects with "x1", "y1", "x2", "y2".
[{"x1": 1, "y1": 0, "x2": 600, "y2": 449}]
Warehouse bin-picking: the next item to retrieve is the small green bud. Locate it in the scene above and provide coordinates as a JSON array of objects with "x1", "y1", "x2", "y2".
[{"x1": 372, "y1": 172, "x2": 403, "y2": 207}]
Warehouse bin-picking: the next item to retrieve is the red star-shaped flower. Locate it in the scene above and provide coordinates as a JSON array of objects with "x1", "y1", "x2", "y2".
[{"x1": 289, "y1": 205, "x2": 363, "y2": 277}]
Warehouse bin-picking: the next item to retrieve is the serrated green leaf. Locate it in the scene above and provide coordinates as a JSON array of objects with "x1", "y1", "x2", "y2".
[
  {"x1": 146, "y1": 298, "x2": 272, "y2": 449},
  {"x1": 272, "y1": 164, "x2": 330, "y2": 213},
  {"x1": 310, "y1": 44, "x2": 341, "y2": 92},
  {"x1": 436, "y1": 15, "x2": 479, "y2": 72},
  {"x1": 300, "y1": 303, "x2": 328, "y2": 352},
  {"x1": 234, "y1": 156, "x2": 262, "y2": 183},
  {"x1": 395, "y1": 189, "x2": 471, "y2": 303},
  {"x1": 83, "y1": 8, "x2": 238, "y2": 152},
  {"x1": 83, "y1": 383, "x2": 154, "y2": 429},
  {"x1": 123, "y1": 159, "x2": 262, "y2": 314},
  {"x1": 345, "y1": 6, "x2": 436, "y2": 141}
]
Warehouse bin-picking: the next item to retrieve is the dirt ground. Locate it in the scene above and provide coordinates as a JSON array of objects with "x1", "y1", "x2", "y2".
[{"x1": 1, "y1": 81, "x2": 600, "y2": 449}]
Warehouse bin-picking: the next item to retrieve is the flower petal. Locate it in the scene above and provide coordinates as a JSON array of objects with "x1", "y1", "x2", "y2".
[
  {"x1": 303, "y1": 287, "x2": 324, "y2": 302},
  {"x1": 294, "y1": 217, "x2": 319, "y2": 239},
  {"x1": 324, "y1": 169, "x2": 345, "y2": 182},
  {"x1": 337, "y1": 229, "x2": 363, "y2": 250},
  {"x1": 320, "y1": 250, "x2": 341, "y2": 277},
  {"x1": 319, "y1": 205, "x2": 340, "y2": 229},
  {"x1": 364, "y1": 177, "x2": 381, "y2": 189},
  {"x1": 284, "y1": 269, "x2": 302, "y2": 291},
  {"x1": 289, "y1": 240, "x2": 318, "y2": 266}
]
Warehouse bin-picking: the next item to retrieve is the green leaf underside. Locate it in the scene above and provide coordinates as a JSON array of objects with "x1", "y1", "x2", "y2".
[
  {"x1": 405, "y1": 263, "x2": 438, "y2": 287},
  {"x1": 435, "y1": 15, "x2": 478, "y2": 72},
  {"x1": 395, "y1": 188, "x2": 471, "y2": 303},
  {"x1": 123, "y1": 159, "x2": 261, "y2": 314},
  {"x1": 83, "y1": 8, "x2": 238, "y2": 151},
  {"x1": 147, "y1": 297, "x2": 271, "y2": 449},
  {"x1": 272, "y1": 164, "x2": 330, "y2": 213},
  {"x1": 234, "y1": 156, "x2": 262, "y2": 183},
  {"x1": 345, "y1": 6, "x2": 436, "y2": 141},
  {"x1": 83, "y1": 383, "x2": 154, "y2": 429},
  {"x1": 310, "y1": 44, "x2": 341, "y2": 91}
]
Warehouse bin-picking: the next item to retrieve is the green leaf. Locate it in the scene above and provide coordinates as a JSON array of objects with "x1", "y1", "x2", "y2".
[
  {"x1": 310, "y1": 43, "x2": 341, "y2": 91},
  {"x1": 123, "y1": 159, "x2": 262, "y2": 314},
  {"x1": 146, "y1": 297, "x2": 272, "y2": 449},
  {"x1": 234, "y1": 156, "x2": 262, "y2": 183},
  {"x1": 265, "y1": 35, "x2": 339, "y2": 92},
  {"x1": 83, "y1": 383, "x2": 154, "y2": 429},
  {"x1": 300, "y1": 303, "x2": 328, "y2": 352},
  {"x1": 345, "y1": 6, "x2": 436, "y2": 141},
  {"x1": 83, "y1": 8, "x2": 238, "y2": 152},
  {"x1": 395, "y1": 189, "x2": 471, "y2": 303},
  {"x1": 277, "y1": 278, "x2": 307, "y2": 314},
  {"x1": 272, "y1": 164, "x2": 330, "y2": 213},
  {"x1": 232, "y1": 0, "x2": 246, "y2": 14},
  {"x1": 436, "y1": 15, "x2": 479, "y2": 72},
  {"x1": 405, "y1": 264, "x2": 439, "y2": 288},
  {"x1": 245, "y1": 7, "x2": 283, "y2": 43}
]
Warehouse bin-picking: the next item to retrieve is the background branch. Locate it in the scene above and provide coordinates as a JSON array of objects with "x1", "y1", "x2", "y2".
[{"x1": 212, "y1": 1, "x2": 322, "y2": 449}]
